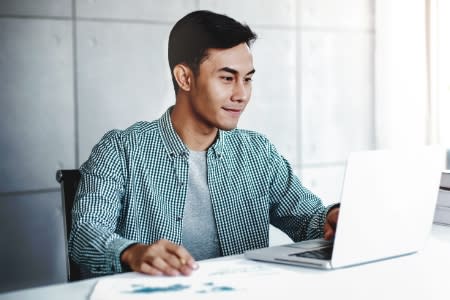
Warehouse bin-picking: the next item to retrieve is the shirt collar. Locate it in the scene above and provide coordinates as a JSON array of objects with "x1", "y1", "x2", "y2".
[
  {"x1": 210, "y1": 130, "x2": 225, "y2": 159},
  {"x1": 158, "y1": 107, "x2": 226, "y2": 160}
]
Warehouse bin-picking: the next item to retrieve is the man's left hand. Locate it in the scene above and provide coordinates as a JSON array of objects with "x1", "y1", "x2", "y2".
[{"x1": 324, "y1": 207, "x2": 339, "y2": 240}]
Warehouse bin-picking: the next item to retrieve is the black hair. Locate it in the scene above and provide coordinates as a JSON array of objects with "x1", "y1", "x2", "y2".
[{"x1": 168, "y1": 10, "x2": 257, "y2": 94}]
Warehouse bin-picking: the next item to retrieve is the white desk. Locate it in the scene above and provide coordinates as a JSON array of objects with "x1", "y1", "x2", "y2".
[{"x1": 1, "y1": 225, "x2": 450, "y2": 300}]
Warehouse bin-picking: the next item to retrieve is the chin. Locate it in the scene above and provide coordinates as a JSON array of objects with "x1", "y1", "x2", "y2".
[{"x1": 218, "y1": 124, "x2": 238, "y2": 131}]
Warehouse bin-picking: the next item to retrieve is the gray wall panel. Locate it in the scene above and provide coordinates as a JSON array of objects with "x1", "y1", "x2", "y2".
[
  {"x1": 0, "y1": 19, "x2": 75, "y2": 193},
  {"x1": 300, "y1": 0, "x2": 374, "y2": 29},
  {"x1": 0, "y1": 191, "x2": 66, "y2": 293},
  {"x1": 77, "y1": 21, "x2": 174, "y2": 163},
  {"x1": 0, "y1": 0, "x2": 71, "y2": 17},
  {"x1": 199, "y1": 0, "x2": 296, "y2": 26},
  {"x1": 300, "y1": 31, "x2": 374, "y2": 164},
  {"x1": 239, "y1": 29, "x2": 297, "y2": 165},
  {"x1": 300, "y1": 165, "x2": 346, "y2": 206},
  {"x1": 76, "y1": 0, "x2": 196, "y2": 22}
]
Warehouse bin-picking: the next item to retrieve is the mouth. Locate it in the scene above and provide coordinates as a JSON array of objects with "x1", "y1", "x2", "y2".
[{"x1": 222, "y1": 107, "x2": 243, "y2": 116}]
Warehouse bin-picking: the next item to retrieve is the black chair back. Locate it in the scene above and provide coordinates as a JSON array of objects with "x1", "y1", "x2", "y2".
[{"x1": 56, "y1": 169, "x2": 81, "y2": 281}]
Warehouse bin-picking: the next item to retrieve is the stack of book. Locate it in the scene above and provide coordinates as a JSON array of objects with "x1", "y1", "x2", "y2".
[{"x1": 434, "y1": 171, "x2": 450, "y2": 226}]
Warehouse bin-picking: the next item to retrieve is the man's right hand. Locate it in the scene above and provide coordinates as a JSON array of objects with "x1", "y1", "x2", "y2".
[{"x1": 120, "y1": 239, "x2": 198, "y2": 276}]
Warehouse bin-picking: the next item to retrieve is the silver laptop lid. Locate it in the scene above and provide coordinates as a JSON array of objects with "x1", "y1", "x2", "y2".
[{"x1": 331, "y1": 146, "x2": 445, "y2": 268}]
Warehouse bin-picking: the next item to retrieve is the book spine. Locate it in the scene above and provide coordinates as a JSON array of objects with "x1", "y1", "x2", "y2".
[
  {"x1": 440, "y1": 171, "x2": 450, "y2": 189},
  {"x1": 436, "y1": 189, "x2": 450, "y2": 208},
  {"x1": 434, "y1": 205, "x2": 450, "y2": 225}
]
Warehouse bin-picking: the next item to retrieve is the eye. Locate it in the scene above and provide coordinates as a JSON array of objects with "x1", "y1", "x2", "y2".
[
  {"x1": 244, "y1": 77, "x2": 253, "y2": 83},
  {"x1": 221, "y1": 76, "x2": 234, "y2": 82}
]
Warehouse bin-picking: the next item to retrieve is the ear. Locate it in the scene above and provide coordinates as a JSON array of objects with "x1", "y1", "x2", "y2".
[{"x1": 173, "y1": 64, "x2": 192, "y2": 92}]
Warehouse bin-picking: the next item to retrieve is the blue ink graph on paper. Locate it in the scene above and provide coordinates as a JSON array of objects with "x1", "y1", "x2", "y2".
[
  {"x1": 195, "y1": 282, "x2": 235, "y2": 294},
  {"x1": 124, "y1": 282, "x2": 235, "y2": 295},
  {"x1": 125, "y1": 283, "x2": 190, "y2": 294}
]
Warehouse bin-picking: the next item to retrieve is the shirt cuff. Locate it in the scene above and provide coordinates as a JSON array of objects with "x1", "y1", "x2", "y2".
[
  {"x1": 108, "y1": 238, "x2": 138, "y2": 273},
  {"x1": 326, "y1": 203, "x2": 340, "y2": 216}
]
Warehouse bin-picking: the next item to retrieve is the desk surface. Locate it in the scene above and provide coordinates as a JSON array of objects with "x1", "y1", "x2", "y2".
[{"x1": 1, "y1": 224, "x2": 450, "y2": 300}]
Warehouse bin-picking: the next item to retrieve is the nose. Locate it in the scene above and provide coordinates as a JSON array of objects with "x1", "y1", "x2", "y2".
[{"x1": 231, "y1": 80, "x2": 250, "y2": 102}]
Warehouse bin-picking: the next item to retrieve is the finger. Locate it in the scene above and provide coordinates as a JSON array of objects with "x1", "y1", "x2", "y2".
[
  {"x1": 326, "y1": 216, "x2": 336, "y2": 229},
  {"x1": 324, "y1": 227, "x2": 331, "y2": 240},
  {"x1": 161, "y1": 252, "x2": 185, "y2": 270},
  {"x1": 159, "y1": 251, "x2": 196, "y2": 276},
  {"x1": 165, "y1": 243, "x2": 198, "y2": 269},
  {"x1": 324, "y1": 229, "x2": 334, "y2": 240},
  {"x1": 140, "y1": 262, "x2": 163, "y2": 276},
  {"x1": 179, "y1": 264, "x2": 195, "y2": 276},
  {"x1": 324, "y1": 221, "x2": 331, "y2": 233},
  {"x1": 328, "y1": 209, "x2": 339, "y2": 226},
  {"x1": 151, "y1": 256, "x2": 180, "y2": 276},
  {"x1": 323, "y1": 222, "x2": 335, "y2": 240}
]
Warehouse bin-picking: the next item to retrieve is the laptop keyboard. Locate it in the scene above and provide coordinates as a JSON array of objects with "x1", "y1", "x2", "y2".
[{"x1": 289, "y1": 245, "x2": 333, "y2": 260}]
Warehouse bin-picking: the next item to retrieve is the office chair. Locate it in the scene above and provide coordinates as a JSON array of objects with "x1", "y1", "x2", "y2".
[{"x1": 56, "y1": 169, "x2": 82, "y2": 282}]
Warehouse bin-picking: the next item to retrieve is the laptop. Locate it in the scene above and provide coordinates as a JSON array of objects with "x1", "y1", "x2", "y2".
[{"x1": 245, "y1": 146, "x2": 445, "y2": 269}]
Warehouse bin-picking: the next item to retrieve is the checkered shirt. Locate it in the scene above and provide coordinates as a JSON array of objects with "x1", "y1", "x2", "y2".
[{"x1": 69, "y1": 108, "x2": 332, "y2": 275}]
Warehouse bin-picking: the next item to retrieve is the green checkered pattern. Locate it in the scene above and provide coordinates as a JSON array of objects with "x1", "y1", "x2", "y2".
[{"x1": 69, "y1": 108, "x2": 331, "y2": 275}]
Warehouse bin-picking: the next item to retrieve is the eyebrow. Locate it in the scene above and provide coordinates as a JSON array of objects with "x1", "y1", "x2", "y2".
[{"x1": 218, "y1": 67, "x2": 256, "y2": 76}]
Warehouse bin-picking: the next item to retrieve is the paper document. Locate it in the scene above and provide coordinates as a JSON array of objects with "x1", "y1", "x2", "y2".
[{"x1": 90, "y1": 258, "x2": 302, "y2": 300}]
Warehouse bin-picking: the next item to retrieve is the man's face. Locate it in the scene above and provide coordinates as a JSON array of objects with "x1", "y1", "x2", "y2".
[{"x1": 188, "y1": 42, "x2": 255, "y2": 131}]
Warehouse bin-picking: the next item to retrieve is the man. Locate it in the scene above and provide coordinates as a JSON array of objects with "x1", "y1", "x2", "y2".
[{"x1": 69, "y1": 10, "x2": 339, "y2": 278}]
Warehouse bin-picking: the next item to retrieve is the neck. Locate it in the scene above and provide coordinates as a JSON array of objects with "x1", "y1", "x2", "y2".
[{"x1": 170, "y1": 102, "x2": 218, "y2": 151}]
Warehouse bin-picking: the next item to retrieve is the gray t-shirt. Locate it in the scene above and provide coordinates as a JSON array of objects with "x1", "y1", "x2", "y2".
[{"x1": 182, "y1": 151, "x2": 221, "y2": 260}]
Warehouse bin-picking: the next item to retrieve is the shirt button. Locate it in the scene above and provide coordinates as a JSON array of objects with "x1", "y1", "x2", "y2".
[
  {"x1": 180, "y1": 181, "x2": 185, "y2": 186},
  {"x1": 176, "y1": 216, "x2": 182, "y2": 221}
]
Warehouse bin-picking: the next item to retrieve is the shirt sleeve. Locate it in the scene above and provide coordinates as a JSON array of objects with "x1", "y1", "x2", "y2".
[
  {"x1": 68, "y1": 130, "x2": 136, "y2": 275},
  {"x1": 267, "y1": 142, "x2": 337, "y2": 241}
]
